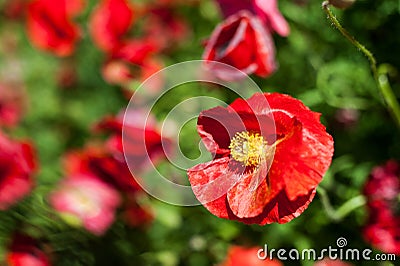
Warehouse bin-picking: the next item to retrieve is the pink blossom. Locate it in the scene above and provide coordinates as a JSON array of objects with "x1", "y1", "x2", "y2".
[{"x1": 50, "y1": 175, "x2": 121, "y2": 236}]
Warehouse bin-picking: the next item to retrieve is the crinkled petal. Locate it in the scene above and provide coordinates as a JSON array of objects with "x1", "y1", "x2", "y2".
[
  {"x1": 226, "y1": 164, "x2": 271, "y2": 218},
  {"x1": 188, "y1": 157, "x2": 242, "y2": 219},
  {"x1": 228, "y1": 188, "x2": 316, "y2": 224},
  {"x1": 267, "y1": 95, "x2": 333, "y2": 200}
]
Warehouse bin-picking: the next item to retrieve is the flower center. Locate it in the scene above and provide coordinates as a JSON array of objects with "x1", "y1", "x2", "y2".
[{"x1": 229, "y1": 131, "x2": 267, "y2": 167}]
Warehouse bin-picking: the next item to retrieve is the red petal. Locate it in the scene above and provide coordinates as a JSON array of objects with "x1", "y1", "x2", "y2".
[
  {"x1": 203, "y1": 11, "x2": 276, "y2": 78},
  {"x1": 226, "y1": 165, "x2": 272, "y2": 218},
  {"x1": 231, "y1": 93, "x2": 333, "y2": 200},
  {"x1": 228, "y1": 188, "x2": 316, "y2": 224},
  {"x1": 188, "y1": 157, "x2": 241, "y2": 219},
  {"x1": 112, "y1": 40, "x2": 158, "y2": 64},
  {"x1": 254, "y1": 0, "x2": 290, "y2": 37},
  {"x1": 267, "y1": 94, "x2": 333, "y2": 200},
  {"x1": 197, "y1": 106, "x2": 246, "y2": 155},
  {"x1": 89, "y1": 0, "x2": 134, "y2": 52},
  {"x1": 248, "y1": 13, "x2": 276, "y2": 76},
  {"x1": 27, "y1": 0, "x2": 80, "y2": 56},
  {"x1": 217, "y1": 18, "x2": 257, "y2": 72}
]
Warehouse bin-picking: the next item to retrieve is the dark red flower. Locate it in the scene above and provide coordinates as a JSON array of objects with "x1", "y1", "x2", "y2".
[
  {"x1": 363, "y1": 160, "x2": 400, "y2": 255},
  {"x1": 6, "y1": 234, "x2": 51, "y2": 266},
  {"x1": 26, "y1": 0, "x2": 83, "y2": 56},
  {"x1": 101, "y1": 40, "x2": 163, "y2": 89},
  {"x1": 64, "y1": 145, "x2": 140, "y2": 193},
  {"x1": 215, "y1": 0, "x2": 290, "y2": 36},
  {"x1": 0, "y1": 131, "x2": 36, "y2": 210},
  {"x1": 122, "y1": 194, "x2": 154, "y2": 227},
  {"x1": 89, "y1": 0, "x2": 134, "y2": 52},
  {"x1": 220, "y1": 246, "x2": 282, "y2": 266},
  {"x1": 3, "y1": 0, "x2": 28, "y2": 20},
  {"x1": 188, "y1": 93, "x2": 333, "y2": 224},
  {"x1": 96, "y1": 109, "x2": 171, "y2": 171},
  {"x1": 142, "y1": 4, "x2": 190, "y2": 51},
  {"x1": 203, "y1": 11, "x2": 276, "y2": 79},
  {"x1": 61, "y1": 143, "x2": 154, "y2": 228},
  {"x1": 0, "y1": 82, "x2": 26, "y2": 128},
  {"x1": 112, "y1": 40, "x2": 158, "y2": 65}
]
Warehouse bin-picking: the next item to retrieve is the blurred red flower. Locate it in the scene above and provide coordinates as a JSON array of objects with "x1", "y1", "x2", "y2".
[
  {"x1": 26, "y1": 0, "x2": 84, "y2": 56},
  {"x1": 215, "y1": 0, "x2": 290, "y2": 36},
  {"x1": 102, "y1": 40, "x2": 163, "y2": 90},
  {"x1": 203, "y1": 11, "x2": 276, "y2": 79},
  {"x1": 363, "y1": 160, "x2": 400, "y2": 255},
  {"x1": 49, "y1": 174, "x2": 121, "y2": 236},
  {"x1": 0, "y1": 132, "x2": 36, "y2": 210},
  {"x1": 63, "y1": 144, "x2": 154, "y2": 228},
  {"x1": 64, "y1": 145, "x2": 140, "y2": 193},
  {"x1": 122, "y1": 194, "x2": 154, "y2": 227},
  {"x1": 6, "y1": 234, "x2": 51, "y2": 266},
  {"x1": 89, "y1": 0, "x2": 134, "y2": 52},
  {"x1": 96, "y1": 109, "x2": 170, "y2": 171},
  {"x1": 220, "y1": 246, "x2": 282, "y2": 266},
  {"x1": 142, "y1": 4, "x2": 190, "y2": 51},
  {"x1": 0, "y1": 82, "x2": 26, "y2": 127},
  {"x1": 188, "y1": 93, "x2": 333, "y2": 224},
  {"x1": 3, "y1": 0, "x2": 28, "y2": 20}
]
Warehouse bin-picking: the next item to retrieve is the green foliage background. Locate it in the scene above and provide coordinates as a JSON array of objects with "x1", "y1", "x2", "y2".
[{"x1": 0, "y1": 0, "x2": 399, "y2": 265}]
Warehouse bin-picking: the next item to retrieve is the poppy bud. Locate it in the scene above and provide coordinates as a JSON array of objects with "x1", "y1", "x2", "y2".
[{"x1": 328, "y1": 0, "x2": 356, "y2": 9}]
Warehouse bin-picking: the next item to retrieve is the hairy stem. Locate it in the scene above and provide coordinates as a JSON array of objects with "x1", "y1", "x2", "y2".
[{"x1": 322, "y1": 1, "x2": 400, "y2": 129}]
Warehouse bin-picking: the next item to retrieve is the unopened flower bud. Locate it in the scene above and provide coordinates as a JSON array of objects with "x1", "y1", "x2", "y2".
[{"x1": 328, "y1": 0, "x2": 356, "y2": 9}]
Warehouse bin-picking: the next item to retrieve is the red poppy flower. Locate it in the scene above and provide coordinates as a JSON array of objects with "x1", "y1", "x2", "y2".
[
  {"x1": 142, "y1": 4, "x2": 190, "y2": 51},
  {"x1": 26, "y1": 0, "x2": 83, "y2": 56},
  {"x1": 62, "y1": 144, "x2": 154, "y2": 227},
  {"x1": 101, "y1": 40, "x2": 163, "y2": 89},
  {"x1": 89, "y1": 0, "x2": 134, "y2": 52},
  {"x1": 96, "y1": 109, "x2": 171, "y2": 171},
  {"x1": 188, "y1": 93, "x2": 333, "y2": 224},
  {"x1": 0, "y1": 132, "x2": 36, "y2": 210},
  {"x1": 203, "y1": 11, "x2": 276, "y2": 79},
  {"x1": 6, "y1": 234, "x2": 51, "y2": 266},
  {"x1": 49, "y1": 174, "x2": 121, "y2": 236},
  {"x1": 215, "y1": 0, "x2": 290, "y2": 36},
  {"x1": 112, "y1": 40, "x2": 158, "y2": 65},
  {"x1": 220, "y1": 246, "x2": 282, "y2": 266},
  {"x1": 122, "y1": 194, "x2": 154, "y2": 227},
  {"x1": 363, "y1": 160, "x2": 400, "y2": 255},
  {"x1": 64, "y1": 145, "x2": 140, "y2": 193}
]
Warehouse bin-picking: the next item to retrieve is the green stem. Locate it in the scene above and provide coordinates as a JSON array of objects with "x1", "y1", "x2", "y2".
[
  {"x1": 322, "y1": 1, "x2": 400, "y2": 129},
  {"x1": 317, "y1": 186, "x2": 338, "y2": 221},
  {"x1": 335, "y1": 195, "x2": 366, "y2": 219},
  {"x1": 317, "y1": 187, "x2": 366, "y2": 222}
]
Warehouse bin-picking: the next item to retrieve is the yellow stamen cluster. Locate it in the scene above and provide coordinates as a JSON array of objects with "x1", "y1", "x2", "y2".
[{"x1": 229, "y1": 131, "x2": 267, "y2": 167}]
